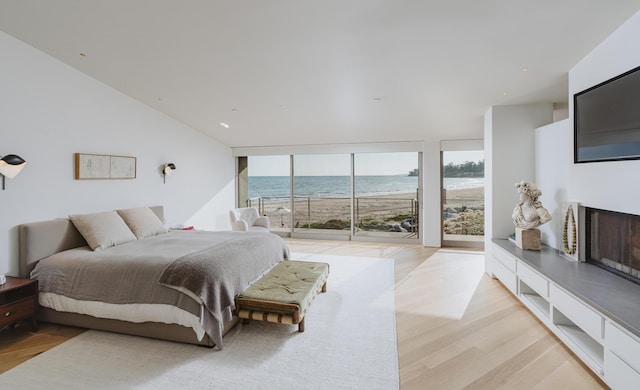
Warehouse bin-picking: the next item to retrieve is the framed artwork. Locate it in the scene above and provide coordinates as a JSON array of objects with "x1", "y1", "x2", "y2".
[{"x1": 75, "y1": 153, "x2": 137, "y2": 180}]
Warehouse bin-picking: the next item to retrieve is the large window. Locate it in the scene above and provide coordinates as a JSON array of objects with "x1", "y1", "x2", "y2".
[
  {"x1": 353, "y1": 152, "x2": 419, "y2": 239},
  {"x1": 246, "y1": 155, "x2": 290, "y2": 231},
  {"x1": 293, "y1": 154, "x2": 351, "y2": 236},
  {"x1": 441, "y1": 150, "x2": 484, "y2": 246},
  {"x1": 238, "y1": 151, "x2": 422, "y2": 242}
]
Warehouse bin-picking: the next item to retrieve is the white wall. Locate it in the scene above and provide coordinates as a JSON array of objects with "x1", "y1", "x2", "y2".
[
  {"x1": 567, "y1": 10, "x2": 640, "y2": 217},
  {"x1": 422, "y1": 141, "x2": 441, "y2": 247},
  {"x1": 535, "y1": 119, "x2": 571, "y2": 248},
  {"x1": 483, "y1": 107, "x2": 494, "y2": 261},
  {"x1": 485, "y1": 103, "x2": 554, "y2": 239},
  {"x1": 0, "y1": 31, "x2": 235, "y2": 277},
  {"x1": 484, "y1": 103, "x2": 553, "y2": 272}
]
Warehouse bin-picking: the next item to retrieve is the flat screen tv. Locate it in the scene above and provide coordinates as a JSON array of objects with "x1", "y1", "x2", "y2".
[{"x1": 574, "y1": 65, "x2": 640, "y2": 163}]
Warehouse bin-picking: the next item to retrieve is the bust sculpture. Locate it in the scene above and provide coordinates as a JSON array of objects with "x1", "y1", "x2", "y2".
[{"x1": 512, "y1": 181, "x2": 552, "y2": 229}]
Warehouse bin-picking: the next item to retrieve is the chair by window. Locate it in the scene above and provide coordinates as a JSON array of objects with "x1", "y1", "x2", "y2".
[{"x1": 229, "y1": 207, "x2": 270, "y2": 232}]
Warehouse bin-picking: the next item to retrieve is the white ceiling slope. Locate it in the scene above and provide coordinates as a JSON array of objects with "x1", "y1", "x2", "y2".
[{"x1": 1, "y1": 1, "x2": 639, "y2": 148}]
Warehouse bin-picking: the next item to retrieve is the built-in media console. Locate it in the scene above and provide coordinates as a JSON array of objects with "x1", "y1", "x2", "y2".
[{"x1": 490, "y1": 239, "x2": 640, "y2": 390}]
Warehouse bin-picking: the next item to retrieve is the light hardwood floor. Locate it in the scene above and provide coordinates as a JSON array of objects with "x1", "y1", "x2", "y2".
[{"x1": 0, "y1": 239, "x2": 607, "y2": 389}]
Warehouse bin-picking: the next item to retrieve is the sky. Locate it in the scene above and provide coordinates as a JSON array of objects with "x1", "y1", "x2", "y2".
[{"x1": 248, "y1": 151, "x2": 484, "y2": 176}]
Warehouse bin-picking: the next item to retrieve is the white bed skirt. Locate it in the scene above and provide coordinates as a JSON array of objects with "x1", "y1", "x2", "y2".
[{"x1": 39, "y1": 292, "x2": 206, "y2": 341}]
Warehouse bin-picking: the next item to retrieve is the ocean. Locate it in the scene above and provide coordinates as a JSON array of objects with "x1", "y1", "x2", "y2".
[{"x1": 248, "y1": 176, "x2": 483, "y2": 200}]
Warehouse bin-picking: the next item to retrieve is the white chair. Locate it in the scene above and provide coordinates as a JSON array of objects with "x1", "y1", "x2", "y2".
[{"x1": 229, "y1": 207, "x2": 270, "y2": 232}]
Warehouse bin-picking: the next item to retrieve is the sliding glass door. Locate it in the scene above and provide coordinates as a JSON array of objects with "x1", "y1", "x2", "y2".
[
  {"x1": 238, "y1": 151, "x2": 421, "y2": 243},
  {"x1": 441, "y1": 150, "x2": 484, "y2": 246},
  {"x1": 353, "y1": 152, "x2": 420, "y2": 239},
  {"x1": 292, "y1": 154, "x2": 351, "y2": 237},
  {"x1": 246, "y1": 155, "x2": 291, "y2": 232}
]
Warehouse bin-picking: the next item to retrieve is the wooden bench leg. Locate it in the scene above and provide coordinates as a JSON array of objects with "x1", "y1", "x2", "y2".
[
  {"x1": 298, "y1": 318, "x2": 305, "y2": 333},
  {"x1": 321, "y1": 282, "x2": 327, "y2": 293},
  {"x1": 242, "y1": 318, "x2": 250, "y2": 325}
]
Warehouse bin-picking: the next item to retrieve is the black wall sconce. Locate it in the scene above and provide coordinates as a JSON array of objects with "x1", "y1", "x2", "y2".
[
  {"x1": 0, "y1": 154, "x2": 26, "y2": 190},
  {"x1": 162, "y1": 163, "x2": 176, "y2": 184}
]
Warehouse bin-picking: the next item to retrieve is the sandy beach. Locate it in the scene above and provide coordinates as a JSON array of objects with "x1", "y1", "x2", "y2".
[
  {"x1": 443, "y1": 186, "x2": 484, "y2": 209},
  {"x1": 256, "y1": 186, "x2": 484, "y2": 228}
]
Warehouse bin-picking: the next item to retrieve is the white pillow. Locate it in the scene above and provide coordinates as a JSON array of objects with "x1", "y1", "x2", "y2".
[
  {"x1": 69, "y1": 211, "x2": 137, "y2": 251},
  {"x1": 117, "y1": 207, "x2": 168, "y2": 239}
]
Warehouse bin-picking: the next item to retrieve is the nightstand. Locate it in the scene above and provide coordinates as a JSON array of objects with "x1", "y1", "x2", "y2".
[{"x1": 0, "y1": 276, "x2": 38, "y2": 332}]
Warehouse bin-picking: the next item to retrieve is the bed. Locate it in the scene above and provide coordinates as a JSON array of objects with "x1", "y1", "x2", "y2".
[{"x1": 18, "y1": 206, "x2": 289, "y2": 349}]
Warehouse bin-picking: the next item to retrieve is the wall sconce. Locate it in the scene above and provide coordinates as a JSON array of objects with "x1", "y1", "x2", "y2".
[
  {"x1": 162, "y1": 163, "x2": 176, "y2": 184},
  {"x1": 0, "y1": 154, "x2": 26, "y2": 190}
]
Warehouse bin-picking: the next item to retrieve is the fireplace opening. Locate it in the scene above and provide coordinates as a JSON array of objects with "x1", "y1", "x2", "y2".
[{"x1": 586, "y1": 207, "x2": 640, "y2": 284}]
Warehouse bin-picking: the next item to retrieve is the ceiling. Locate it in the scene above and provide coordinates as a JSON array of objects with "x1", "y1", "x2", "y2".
[{"x1": 1, "y1": 1, "x2": 639, "y2": 148}]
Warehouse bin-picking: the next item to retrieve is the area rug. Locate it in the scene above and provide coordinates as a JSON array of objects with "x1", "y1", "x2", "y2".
[{"x1": 0, "y1": 253, "x2": 398, "y2": 389}]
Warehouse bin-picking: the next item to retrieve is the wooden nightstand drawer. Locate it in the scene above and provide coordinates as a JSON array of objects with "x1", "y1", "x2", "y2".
[
  {"x1": 0, "y1": 298, "x2": 36, "y2": 328},
  {"x1": 0, "y1": 276, "x2": 38, "y2": 331}
]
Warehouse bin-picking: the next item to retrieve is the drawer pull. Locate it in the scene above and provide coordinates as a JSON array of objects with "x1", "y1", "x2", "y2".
[{"x1": 4, "y1": 311, "x2": 11, "y2": 317}]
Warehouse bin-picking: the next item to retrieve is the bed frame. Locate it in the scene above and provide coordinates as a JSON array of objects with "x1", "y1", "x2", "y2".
[{"x1": 18, "y1": 206, "x2": 238, "y2": 348}]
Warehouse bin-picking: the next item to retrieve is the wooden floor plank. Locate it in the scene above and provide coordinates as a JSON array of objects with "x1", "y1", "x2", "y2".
[{"x1": 0, "y1": 323, "x2": 85, "y2": 373}]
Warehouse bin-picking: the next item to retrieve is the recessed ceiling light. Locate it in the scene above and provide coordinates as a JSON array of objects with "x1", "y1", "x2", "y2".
[
  {"x1": 231, "y1": 108, "x2": 238, "y2": 112},
  {"x1": 503, "y1": 92, "x2": 508, "y2": 96},
  {"x1": 373, "y1": 97, "x2": 382, "y2": 101},
  {"x1": 79, "y1": 53, "x2": 87, "y2": 57},
  {"x1": 521, "y1": 67, "x2": 529, "y2": 72},
  {"x1": 220, "y1": 122, "x2": 230, "y2": 128}
]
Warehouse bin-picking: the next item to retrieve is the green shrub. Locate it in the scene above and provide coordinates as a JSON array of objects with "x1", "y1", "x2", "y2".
[{"x1": 309, "y1": 219, "x2": 351, "y2": 230}]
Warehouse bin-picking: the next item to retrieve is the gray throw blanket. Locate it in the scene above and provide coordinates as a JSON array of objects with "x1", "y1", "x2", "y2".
[{"x1": 159, "y1": 232, "x2": 289, "y2": 349}]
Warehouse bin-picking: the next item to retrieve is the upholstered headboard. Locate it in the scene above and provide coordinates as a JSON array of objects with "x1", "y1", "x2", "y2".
[{"x1": 18, "y1": 206, "x2": 164, "y2": 278}]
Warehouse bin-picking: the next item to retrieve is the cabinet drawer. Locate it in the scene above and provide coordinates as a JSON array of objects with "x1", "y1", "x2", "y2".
[
  {"x1": 492, "y1": 256, "x2": 517, "y2": 294},
  {"x1": 606, "y1": 322, "x2": 640, "y2": 373},
  {"x1": 0, "y1": 298, "x2": 36, "y2": 328},
  {"x1": 518, "y1": 262, "x2": 548, "y2": 298},
  {"x1": 605, "y1": 348, "x2": 640, "y2": 390},
  {"x1": 492, "y1": 244, "x2": 517, "y2": 272},
  {"x1": 550, "y1": 284, "x2": 603, "y2": 342}
]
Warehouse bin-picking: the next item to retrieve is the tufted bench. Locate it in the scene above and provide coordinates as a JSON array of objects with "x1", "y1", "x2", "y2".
[{"x1": 235, "y1": 260, "x2": 329, "y2": 332}]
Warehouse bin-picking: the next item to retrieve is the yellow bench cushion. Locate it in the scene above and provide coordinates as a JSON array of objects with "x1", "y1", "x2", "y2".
[{"x1": 235, "y1": 260, "x2": 329, "y2": 330}]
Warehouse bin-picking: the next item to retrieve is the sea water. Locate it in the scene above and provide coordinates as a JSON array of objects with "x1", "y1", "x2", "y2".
[{"x1": 248, "y1": 176, "x2": 483, "y2": 200}]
